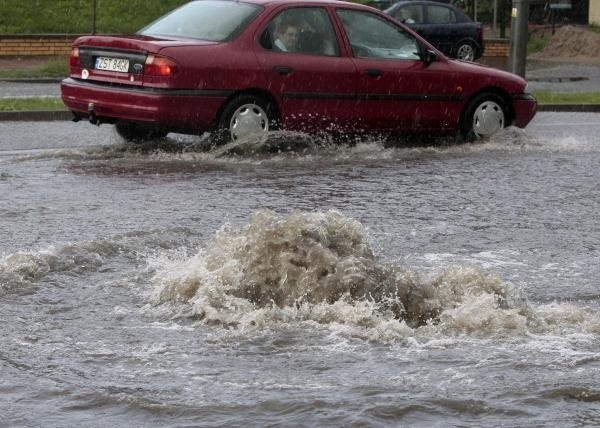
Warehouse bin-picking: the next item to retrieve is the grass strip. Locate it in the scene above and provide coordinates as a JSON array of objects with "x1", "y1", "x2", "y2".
[
  {"x1": 533, "y1": 91, "x2": 600, "y2": 104},
  {"x1": 0, "y1": 58, "x2": 68, "y2": 79},
  {"x1": 0, "y1": 98, "x2": 67, "y2": 112},
  {"x1": 0, "y1": 0, "x2": 189, "y2": 34}
]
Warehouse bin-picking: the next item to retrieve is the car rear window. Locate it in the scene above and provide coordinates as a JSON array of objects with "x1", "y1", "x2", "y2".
[{"x1": 139, "y1": 0, "x2": 262, "y2": 42}]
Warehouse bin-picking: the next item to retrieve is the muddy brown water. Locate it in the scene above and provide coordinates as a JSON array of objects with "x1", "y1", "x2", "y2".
[{"x1": 1, "y1": 114, "x2": 599, "y2": 426}]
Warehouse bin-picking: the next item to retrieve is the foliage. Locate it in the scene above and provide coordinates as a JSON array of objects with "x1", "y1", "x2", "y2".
[
  {"x1": 533, "y1": 91, "x2": 600, "y2": 105},
  {"x1": 527, "y1": 33, "x2": 551, "y2": 54},
  {"x1": 0, "y1": 97, "x2": 66, "y2": 111},
  {"x1": 0, "y1": 57, "x2": 69, "y2": 78},
  {"x1": 0, "y1": 0, "x2": 188, "y2": 34}
]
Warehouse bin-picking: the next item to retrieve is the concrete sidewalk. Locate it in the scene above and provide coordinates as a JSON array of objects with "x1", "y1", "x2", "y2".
[{"x1": 526, "y1": 59, "x2": 600, "y2": 94}]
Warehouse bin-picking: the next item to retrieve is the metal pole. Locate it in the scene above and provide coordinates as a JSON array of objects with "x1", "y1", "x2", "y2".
[
  {"x1": 493, "y1": 0, "x2": 498, "y2": 33},
  {"x1": 92, "y1": 0, "x2": 97, "y2": 35},
  {"x1": 509, "y1": 0, "x2": 529, "y2": 77}
]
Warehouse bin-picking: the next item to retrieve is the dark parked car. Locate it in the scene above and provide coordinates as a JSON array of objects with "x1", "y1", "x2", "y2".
[
  {"x1": 385, "y1": 0, "x2": 484, "y2": 61},
  {"x1": 365, "y1": 0, "x2": 454, "y2": 10},
  {"x1": 61, "y1": 0, "x2": 536, "y2": 144}
]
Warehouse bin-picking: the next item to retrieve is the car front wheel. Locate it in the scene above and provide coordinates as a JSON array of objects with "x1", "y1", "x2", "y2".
[
  {"x1": 215, "y1": 95, "x2": 278, "y2": 144},
  {"x1": 460, "y1": 93, "x2": 507, "y2": 141},
  {"x1": 455, "y1": 41, "x2": 476, "y2": 61}
]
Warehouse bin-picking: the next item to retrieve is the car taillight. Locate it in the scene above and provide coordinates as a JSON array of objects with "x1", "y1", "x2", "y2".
[
  {"x1": 69, "y1": 47, "x2": 81, "y2": 68},
  {"x1": 144, "y1": 55, "x2": 177, "y2": 76}
]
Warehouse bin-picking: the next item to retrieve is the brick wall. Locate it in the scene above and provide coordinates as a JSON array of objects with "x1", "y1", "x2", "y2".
[
  {"x1": 0, "y1": 34, "x2": 511, "y2": 58},
  {"x1": 483, "y1": 39, "x2": 510, "y2": 57},
  {"x1": 0, "y1": 35, "x2": 77, "y2": 57}
]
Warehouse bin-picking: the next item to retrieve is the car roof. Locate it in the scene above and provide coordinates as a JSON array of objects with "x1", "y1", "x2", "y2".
[
  {"x1": 385, "y1": 1, "x2": 466, "y2": 12},
  {"x1": 188, "y1": 0, "x2": 388, "y2": 12},
  {"x1": 202, "y1": 0, "x2": 361, "y2": 5},
  {"x1": 389, "y1": 0, "x2": 458, "y2": 5}
]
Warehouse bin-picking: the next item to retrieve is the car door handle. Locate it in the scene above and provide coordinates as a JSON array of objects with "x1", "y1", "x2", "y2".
[
  {"x1": 273, "y1": 66, "x2": 294, "y2": 75},
  {"x1": 365, "y1": 68, "x2": 383, "y2": 78}
]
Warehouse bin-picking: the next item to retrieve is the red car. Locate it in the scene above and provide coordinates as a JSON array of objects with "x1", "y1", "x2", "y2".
[{"x1": 61, "y1": 0, "x2": 536, "y2": 143}]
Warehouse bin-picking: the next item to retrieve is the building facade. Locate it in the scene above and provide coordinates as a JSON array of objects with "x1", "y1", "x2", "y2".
[{"x1": 591, "y1": 0, "x2": 600, "y2": 24}]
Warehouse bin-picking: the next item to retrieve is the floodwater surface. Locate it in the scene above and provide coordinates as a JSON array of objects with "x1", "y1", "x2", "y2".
[{"x1": 1, "y1": 114, "x2": 599, "y2": 427}]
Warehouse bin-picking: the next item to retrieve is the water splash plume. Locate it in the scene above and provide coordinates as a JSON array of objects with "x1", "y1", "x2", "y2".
[{"x1": 152, "y1": 210, "x2": 530, "y2": 333}]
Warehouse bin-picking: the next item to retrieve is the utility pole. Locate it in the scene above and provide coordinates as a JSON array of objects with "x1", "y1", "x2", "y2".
[
  {"x1": 509, "y1": 0, "x2": 529, "y2": 77},
  {"x1": 92, "y1": 0, "x2": 97, "y2": 35}
]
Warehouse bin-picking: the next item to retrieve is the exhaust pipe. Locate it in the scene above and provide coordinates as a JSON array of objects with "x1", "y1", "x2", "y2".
[
  {"x1": 88, "y1": 111, "x2": 100, "y2": 126},
  {"x1": 88, "y1": 102, "x2": 100, "y2": 126}
]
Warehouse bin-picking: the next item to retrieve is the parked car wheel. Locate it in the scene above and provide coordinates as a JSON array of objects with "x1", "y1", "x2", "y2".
[
  {"x1": 216, "y1": 95, "x2": 278, "y2": 144},
  {"x1": 461, "y1": 93, "x2": 506, "y2": 141},
  {"x1": 455, "y1": 40, "x2": 476, "y2": 61},
  {"x1": 115, "y1": 122, "x2": 167, "y2": 142}
]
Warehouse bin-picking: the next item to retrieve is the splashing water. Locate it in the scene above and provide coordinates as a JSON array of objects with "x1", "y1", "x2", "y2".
[{"x1": 149, "y1": 210, "x2": 567, "y2": 338}]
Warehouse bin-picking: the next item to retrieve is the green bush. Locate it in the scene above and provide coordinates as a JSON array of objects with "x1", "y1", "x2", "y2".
[
  {"x1": 0, "y1": 0, "x2": 189, "y2": 34},
  {"x1": 527, "y1": 34, "x2": 551, "y2": 54}
]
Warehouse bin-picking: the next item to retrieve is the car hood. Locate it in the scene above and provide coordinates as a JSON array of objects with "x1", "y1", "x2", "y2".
[{"x1": 446, "y1": 58, "x2": 528, "y2": 94}]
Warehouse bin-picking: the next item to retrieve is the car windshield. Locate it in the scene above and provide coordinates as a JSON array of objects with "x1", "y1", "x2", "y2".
[{"x1": 139, "y1": 0, "x2": 262, "y2": 42}]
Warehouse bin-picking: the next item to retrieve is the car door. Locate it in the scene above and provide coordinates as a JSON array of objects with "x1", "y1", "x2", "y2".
[
  {"x1": 335, "y1": 8, "x2": 460, "y2": 132},
  {"x1": 254, "y1": 6, "x2": 358, "y2": 133}
]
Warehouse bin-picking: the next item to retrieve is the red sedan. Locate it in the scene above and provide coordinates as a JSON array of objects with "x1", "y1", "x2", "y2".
[{"x1": 60, "y1": 0, "x2": 537, "y2": 143}]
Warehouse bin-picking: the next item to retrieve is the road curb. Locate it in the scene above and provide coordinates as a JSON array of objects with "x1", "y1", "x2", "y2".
[
  {"x1": 537, "y1": 104, "x2": 600, "y2": 112},
  {"x1": 0, "y1": 110, "x2": 72, "y2": 121}
]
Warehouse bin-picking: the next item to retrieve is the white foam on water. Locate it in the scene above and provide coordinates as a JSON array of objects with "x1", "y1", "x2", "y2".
[
  {"x1": 0, "y1": 244, "x2": 103, "y2": 292},
  {"x1": 0, "y1": 230, "x2": 180, "y2": 293},
  {"x1": 10, "y1": 126, "x2": 581, "y2": 168}
]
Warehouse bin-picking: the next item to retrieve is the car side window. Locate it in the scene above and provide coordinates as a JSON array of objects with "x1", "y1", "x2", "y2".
[
  {"x1": 394, "y1": 5, "x2": 423, "y2": 24},
  {"x1": 260, "y1": 7, "x2": 339, "y2": 56},
  {"x1": 336, "y1": 9, "x2": 420, "y2": 60},
  {"x1": 427, "y1": 5, "x2": 457, "y2": 24}
]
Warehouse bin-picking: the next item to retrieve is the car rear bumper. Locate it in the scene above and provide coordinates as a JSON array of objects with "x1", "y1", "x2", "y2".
[
  {"x1": 60, "y1": 78, "x2": 229, "y2": 131},
  {"x1": 512, "y1": 93, "x2": 537, "y2": 128}
]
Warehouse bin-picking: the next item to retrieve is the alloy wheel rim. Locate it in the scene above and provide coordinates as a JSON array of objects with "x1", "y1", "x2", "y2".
[
  {"x1": 457, "y1": 44, "x2": 475, "y2": 61},
  {"x1": 472, "y1": 100, "x2": 505, "y2": 138},
  {"x1": 230, "y1": 103, "x2": 269, "y2": 142}
]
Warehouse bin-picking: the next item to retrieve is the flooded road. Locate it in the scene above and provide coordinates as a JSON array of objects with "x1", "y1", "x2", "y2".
[{"x1": 1, "y1": 114, "x2": 599, "y2": 427}]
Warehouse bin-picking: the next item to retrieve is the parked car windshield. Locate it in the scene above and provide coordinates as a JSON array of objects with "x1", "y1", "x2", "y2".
[{"x1": 139, "y1": 0, "x2": 261, "y2": 42}]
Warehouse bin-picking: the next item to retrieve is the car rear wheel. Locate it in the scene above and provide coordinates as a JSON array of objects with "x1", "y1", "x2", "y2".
[
  {"x1": 455, "y1": 41, "x2": 476, "y2": 61},
  {"x1": 115, "y1": 122, "x2": 167, "y2": 143},
  {"x1": 215, "y1": 95, "x2": 278, "y2": 144},
  {"x1": 460, "y1": 93, "x2": 506, "y2": 141}
]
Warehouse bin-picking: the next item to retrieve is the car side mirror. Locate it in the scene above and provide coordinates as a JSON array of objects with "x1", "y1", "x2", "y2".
[{"x1": 422, "y1": 49, "x2": 437, "y2": 64}]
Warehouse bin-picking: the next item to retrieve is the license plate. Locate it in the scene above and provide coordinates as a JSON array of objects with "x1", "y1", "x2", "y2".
[{"x1": 95, "y1": 57, "x2": 129, "y2": 73}]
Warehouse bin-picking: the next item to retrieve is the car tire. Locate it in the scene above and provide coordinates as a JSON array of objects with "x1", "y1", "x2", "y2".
[
  {"x1": 454, "y1": 40, "x2": 477, "y2": 61},
  {"x1": 214, "y1": 95, "x2": 278, "y2": 145},
  {"x1": 115, "y1": 122, "x2": 167, "y2": 143},
  {"x1": 460, "y1": 93, "x2": 507, "y2": 141}
]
